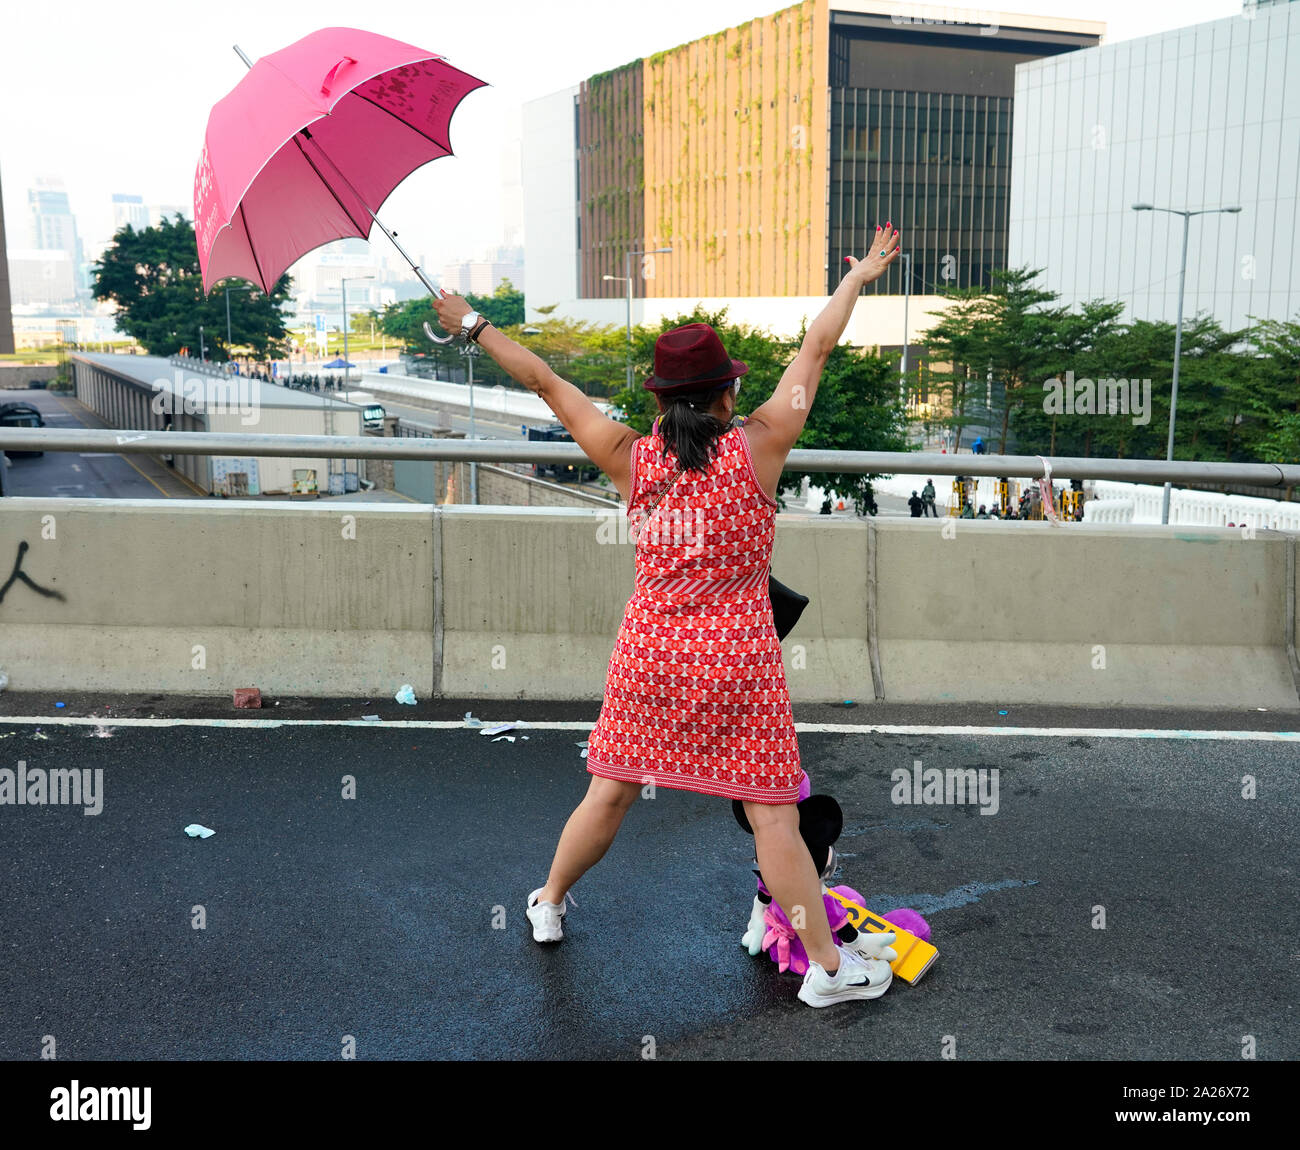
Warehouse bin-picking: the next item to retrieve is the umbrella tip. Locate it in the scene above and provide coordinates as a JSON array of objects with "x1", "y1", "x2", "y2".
[{"x1": 233, "y1": 44, "x2": 254, "y2": 69}]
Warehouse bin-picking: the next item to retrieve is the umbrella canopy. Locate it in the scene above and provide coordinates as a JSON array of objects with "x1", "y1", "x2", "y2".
[
  {"x1": 323, "y1": 357, "x2": 354, "y2": 368},
  {"x1": 195, "y1": 27, "x2": 485, "y2": 294}
]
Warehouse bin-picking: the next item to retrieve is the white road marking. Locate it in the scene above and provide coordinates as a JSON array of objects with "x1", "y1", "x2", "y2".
[{"x1": 0, "y1": 716, "x2": 1295, "y2": 740}]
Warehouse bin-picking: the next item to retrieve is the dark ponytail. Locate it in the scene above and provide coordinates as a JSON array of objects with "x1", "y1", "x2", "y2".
[{"x1": 658, "y1": 386, "x2": 732, "y2": 473}]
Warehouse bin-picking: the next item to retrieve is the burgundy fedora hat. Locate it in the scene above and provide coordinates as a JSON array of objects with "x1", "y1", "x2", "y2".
[{"x1": 645, "y1": 323, "x2": 749, "y2": 395}]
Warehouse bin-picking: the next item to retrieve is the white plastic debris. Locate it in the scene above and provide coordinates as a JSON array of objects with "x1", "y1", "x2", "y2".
[
  {"x1": 361, "y1": 714, "x2": 381, "y2": 722},
  {"x1": 463, "y1": 712, "x2": 484, "y2": 728},
  {"x1": 184, "y1": 824, "x2": 216, "y2": 839},
  {"x1": 492, "y1": 735, "x2": 516, "y2": 743},
  {"x1": 394, "y1": 684, "x2": 417, "y2": 705},
  {"x1": 575, "y1": 740, "x2": 590, "y2": 759},
  {"x1": 480, "y1": 721, "x2": 531, "y2": 737}
]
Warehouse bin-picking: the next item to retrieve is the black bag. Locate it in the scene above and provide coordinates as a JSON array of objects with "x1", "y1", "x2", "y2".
[{"x1": 769, "y1": 574, "x2": 809, "y2": 641}]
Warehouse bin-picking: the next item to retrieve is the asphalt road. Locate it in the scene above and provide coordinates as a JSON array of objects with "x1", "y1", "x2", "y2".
[
  {"x1": 2, "y1": 389, "x2": 201, "y2": 499},
  {"x1": 0, "y1": 698, "x2": 1294, "y2": 1061}
]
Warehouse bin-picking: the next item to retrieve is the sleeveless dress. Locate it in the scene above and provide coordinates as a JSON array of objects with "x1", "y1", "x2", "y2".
[{"x1": 585, "y1": 418, "x2": 804, "y2": 804}]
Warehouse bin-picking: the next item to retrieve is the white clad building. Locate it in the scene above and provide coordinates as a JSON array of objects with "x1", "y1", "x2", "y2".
[{"x1": 1009, "y1": 0, "x2": 1300, "y2": 327}]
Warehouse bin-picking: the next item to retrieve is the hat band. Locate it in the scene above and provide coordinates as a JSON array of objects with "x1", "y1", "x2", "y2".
[{"x1": 655, "y1": 356, "x2": 734, "y2": 387}]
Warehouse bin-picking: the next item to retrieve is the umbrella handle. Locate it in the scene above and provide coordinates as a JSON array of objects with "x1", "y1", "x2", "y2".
[
  {"x1": 423, "y1": 288, "x2": 456, "y2": 344},
  {"x1": 321, "y1": 56, "x2": 357, "y2": 97}
]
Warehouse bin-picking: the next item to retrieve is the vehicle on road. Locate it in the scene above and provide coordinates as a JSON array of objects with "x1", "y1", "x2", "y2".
[
  {"x1": 0, "y1": 401, "x2": 45, "y2": 457},
  {"x1": 526, "y1": 425, "x2": 600, "y2": 483}
]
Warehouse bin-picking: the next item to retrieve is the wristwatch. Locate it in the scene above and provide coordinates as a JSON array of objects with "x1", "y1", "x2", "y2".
[{"x1": 459, "y1": 310, "x2": 482, "y2": 340}]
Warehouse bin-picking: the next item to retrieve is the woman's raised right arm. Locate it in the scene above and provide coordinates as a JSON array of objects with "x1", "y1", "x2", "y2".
[{"x1": 744, "y1": 227, "x2": 901, "y2": 498}]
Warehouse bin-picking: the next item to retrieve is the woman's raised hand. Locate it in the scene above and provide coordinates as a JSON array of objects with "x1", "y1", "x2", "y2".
[
  {"x1": 430, "y1": 288, "x2": 472, "y2": 336},
  {"x1": 845, "y1": 225, "x2": 901, "y2": 286}
]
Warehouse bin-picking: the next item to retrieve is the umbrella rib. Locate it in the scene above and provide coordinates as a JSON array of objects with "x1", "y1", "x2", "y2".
[
  {"x1": 291, "y1": 133, "x2": 374, "y2": 239},
  {"x1": 239, "y1": 202, "x2": 270, "y2": 293},
  {"x1": 351, "y1": 92, "x2": 448, "y2": 152}
]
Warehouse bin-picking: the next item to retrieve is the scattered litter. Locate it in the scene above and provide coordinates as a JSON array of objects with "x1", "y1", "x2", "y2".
[
  {"x1": 395, "y1": 684, "x2": 417, "y2": 706},
  {"x1": 233, "y1": 687, "x2": 261, "y2": 709},
  {"x1": 463, "y1": 712, "x2": 484, "y2": 728},
  {"x1": 183, "y1": 824, "x2": 216, "y2": 839},
  {"x1": 493, "y1": 735, "x2": 516, "y2": 743},
  {"x1": 0, "y1": 733, "x2": 13, "y2": 739},
  {"x1": 576, "y1": 740, "x2": 589, "y2": 759},
  {"x1": 32, "y1": 729, "x2": 49, "y2": 740},
  {"x1": 480, "y1": 721, "x2": 531, "y2": 736},
  {"x1": 274, "y1": 701, "x2": 280, "y2": 706},
  {"x1": 86, "y1": 725, "x2": 113, "y2": 739},
  {"x1": 361, "y1": 714, "x2": 382, "y2": 722},
  {"x1": 1257, "y1": 708, "x2": 1268, "y2": 712},
  {"x1": 998, "y1": 710, "x2": 1008, "y2": 716},
  {"x1": 55, "y1": 701, "x2": 66, "y2": 708}
]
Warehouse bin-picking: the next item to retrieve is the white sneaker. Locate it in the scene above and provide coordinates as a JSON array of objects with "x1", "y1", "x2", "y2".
[
  {"x1": 797, "y1": 947, "x2": 893, "y2": 1007},
  {"x1": 526, "y1": 888, "x2": 571, "y2": 943}
]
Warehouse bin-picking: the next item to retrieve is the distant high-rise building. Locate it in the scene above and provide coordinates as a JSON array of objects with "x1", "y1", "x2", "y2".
[
  {"x1": 111, "y1": 193, "x2": 150, "y2": 235},
  {"x1": 441, "y1": 245, "x2": 525, "y2": 296},
  {"x1": 29, "y1": 177, "x2": 81, "y2": 261},
  {"x1": 147, "y1": 203, "x2": 187, "y2": 227},
  {"x1": 7, "y1": 249, "x2": 78, "y2": 307},
  {"x1": 28, "y1": 176, "x2": 87, "y2": 299},
  {"x1": 0, "y1": 165, "x2": 14, "y2": 353}
]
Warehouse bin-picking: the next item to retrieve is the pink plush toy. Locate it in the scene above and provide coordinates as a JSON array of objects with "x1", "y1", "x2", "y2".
[{"x1": 734, "y1": 775, "x2": 930, "y2": 976}]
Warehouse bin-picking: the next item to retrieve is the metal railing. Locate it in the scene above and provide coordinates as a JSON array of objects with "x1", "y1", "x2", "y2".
[{"x1": 2, "y1": 427, "x2": 1299, "y2": 489}]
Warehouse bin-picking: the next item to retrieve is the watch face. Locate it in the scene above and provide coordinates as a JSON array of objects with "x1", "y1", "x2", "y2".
[{"x1": 461, "y1": 311, "x2": 480, "y2": 332}]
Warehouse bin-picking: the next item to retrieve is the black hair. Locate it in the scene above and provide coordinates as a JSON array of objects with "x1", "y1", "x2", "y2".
[{"x1": 657, "y1": 382, "x2": 734, "y2": 473}]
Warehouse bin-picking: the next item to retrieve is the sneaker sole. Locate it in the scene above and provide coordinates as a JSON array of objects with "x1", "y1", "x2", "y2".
[{"x1": 797, "y1": 968, "x2": 893, "y2": 1007}]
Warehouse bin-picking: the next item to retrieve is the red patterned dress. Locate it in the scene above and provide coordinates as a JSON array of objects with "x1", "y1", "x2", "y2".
[{"x1": 585, "y1": 418, "x2": 804, "y2": 804}]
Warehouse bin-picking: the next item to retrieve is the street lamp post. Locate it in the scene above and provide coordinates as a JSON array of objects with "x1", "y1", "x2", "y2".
[
  {"x1": 462, "y1": 343, "x2": 479, "y2": 505},
  {"x1": 899, "y1": 251, "x2": 912, "y2": 414},
  {"x1": 339, "y1": 275, "x2": 375, "y2": 386},
  {"x1": 198, "y1": 325, "x2": 207, "y2": 364},
  {"x1": 1132, "y1": 202, "x2": 1242, "y2": 524},
  {"x1": 603, "y1": 246, "x2": 672, "y2": 392}
]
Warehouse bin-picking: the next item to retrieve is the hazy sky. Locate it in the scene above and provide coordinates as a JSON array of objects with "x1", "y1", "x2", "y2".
[{"x1": 1, "y1": 0, "x2": 1244, "y2": 277}]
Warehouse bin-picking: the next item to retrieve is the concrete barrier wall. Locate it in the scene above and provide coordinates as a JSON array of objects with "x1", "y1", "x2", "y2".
[
  {"x1": 0, "y1": 500, "x2": 434, "y2": 695},
  {"x1": 0, "y1": 364, "x2": 58, "y2": 389},
  {"x1": 1, "y1": 499, "x2": 1296, "y2": 709}
]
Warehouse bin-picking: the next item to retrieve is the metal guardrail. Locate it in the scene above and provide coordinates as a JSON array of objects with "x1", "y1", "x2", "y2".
[{"x1": 2, "y1": 427, "x2": 1299, "y2": 488}]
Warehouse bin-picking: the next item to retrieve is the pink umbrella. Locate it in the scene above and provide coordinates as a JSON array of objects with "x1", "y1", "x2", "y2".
[{"x1": 194, "y1": 27, "x2": 484, "y2": 343}]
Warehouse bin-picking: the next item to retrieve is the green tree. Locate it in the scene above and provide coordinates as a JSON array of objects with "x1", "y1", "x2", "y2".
[
  {"x1": 466, "y1": 278, "x2": 525, "y2": 328},
  {"x1": 92, "y1": 215, "x2": 291, "y2": 359},
  {"x1": 1244, "y1": 316, "x2": 1300, "y2": 465}
]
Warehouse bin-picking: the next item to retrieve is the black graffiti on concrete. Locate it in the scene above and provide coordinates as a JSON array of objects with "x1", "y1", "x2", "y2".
[{"x1": 0, "y1": 541, "x2": 66, "y2": 604}]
